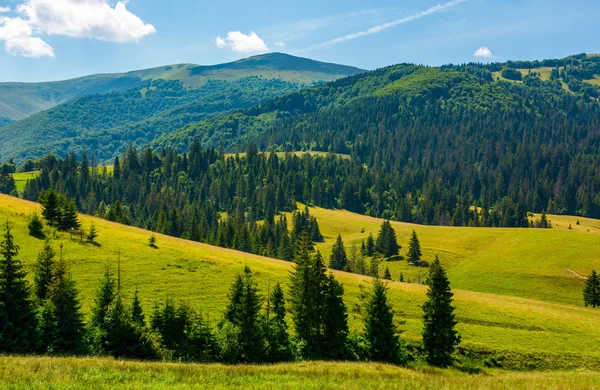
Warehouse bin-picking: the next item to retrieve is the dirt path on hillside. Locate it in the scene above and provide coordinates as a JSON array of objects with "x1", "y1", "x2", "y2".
[{"x1": 566, "y1": 268, "x2": 587, "y2": 280}]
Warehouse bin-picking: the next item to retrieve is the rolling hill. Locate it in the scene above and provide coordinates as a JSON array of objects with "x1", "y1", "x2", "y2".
[
  {"x1": 2, "y1": 194, "x2": 600, "y2": 370},
  {"x1": 0, "y1": 53, "x2": 363, "y2": 163},
  {"x1": 0, "y1": 53, "x2": 363, "y2": 121}
]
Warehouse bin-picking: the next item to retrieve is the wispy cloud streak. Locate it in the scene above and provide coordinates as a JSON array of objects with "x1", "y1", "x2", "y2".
[{"x1": 303, "y1": 0, "x2": 468, "y2": 51}]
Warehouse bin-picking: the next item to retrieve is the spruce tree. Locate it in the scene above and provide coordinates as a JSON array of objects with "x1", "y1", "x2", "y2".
[
  {"x1": 131, "y1": 289, "x2": 145, "y2": 327},
  {"x1": 59, "y1": 198, "x2": 80, "y2": 231},
  {"x1": 383, "y1": 266, "x2": 392, "y2": 280},
  {"x1": 422, "y1": 257, "x2": 461, "y2": 367},
  {"x1": 48, "y1": 258, "x2": 85, "y2": 354},
  {"x1": 86, "y1": 222, "x2": 98, "y2": 244},
  {"x1": 329, "y1": 234, "x2": 348, "y2": 270},
  {"x1": 376, "y1": 221, "x2": 399, "y2": 258},
  {"x1": 366, "y1": 233, "x2": 375, "y2": 256},
  {"x1": 265, "y1": 283, "x2": 291, "y2": 362},
  {"x1": 365, "y1": 279, "x2": 404, "y2": 364},
  {"x1": 89, "y1": 267, "x2": 116, "y2": 351},
  {"x1": 583, "y1": 270, "x2": 600, "y2": 308},
  {"x1": 0, "y1": 223, "x2": 39, "y2": 353},
  {"x1": 28, "y1": 212, "x2": 44, "y2": 237},
  {"x1": 322, "y1": 273, "x2": 349, "y2": 360},
  {"x1": 34, "y1": 240, "x2": 56, "y2": 301},
  {"x1": 41, "y1": 190, "x2": 61, "y2": 227},
  {"x1": 38, "y1": 299, "x2": 58, "y2": 353},
  {"x1": 407, "y1": 230, "x2": 422, "y2": 265}
]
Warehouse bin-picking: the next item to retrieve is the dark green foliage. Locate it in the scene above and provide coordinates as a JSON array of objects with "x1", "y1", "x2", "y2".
[
  {"x1": 376, "y1": 221, "x2": 399, "y2": 258},
  {"x1": 534, "y1": 211, "x2": 551, "y2": 229},
  {"x1": 40, "y1": 190, "x2": 62, "y2": 228},
  {"x1": 150, "y1": 299, "x2": 215, "y2": 362},
  {"x1": 383, "y1": 267, "x2": 392, "y2": 280},
  {"x1": 407, "y1": 230, "x2": 422, "y2": 265},
  {"x1": 329, "y1": 234, "x2": 348, "y2": 270},
  {"x1": 422, "y1": 257, "x2": 461, "y2": 367},
  {"x1": 47, "y1": 258, "x2": 85, "y2": 354},
  {"x1": 290, "y1": 237, "x2": 349, "y2": 360},
  {"x1": 365, "y1": 234, "x2": 375, "y2": 257},
  {"x1": 264, "y1": 283, "x2": 291, "y2": 362},
  {"x1": 86, "y1": 222, "x2": 98, "y2": 244},
  {"x1": 148, "y1": 235, "x2": 157, "y2": 248},
  {"x1": 59, "y1": 198, "x2": 80, "y2": 231},
  {"x1": 89, "y1": 268, "x2": 117, "y2": 348},
  {"x1": 364, "y1": 279, "x2": 404, "y2": 364},
  {"x1": 131, "y1": 289, "x2": 145, "y2": 327},
  {"x1": 33, "y1": 240, "x2": 56, "y2": 301},
  {"x1": 28, "y1": 212, "x2": 44, "y2": 237},
  {"x1": 221, "y1": 266, "x2": 265, "y2": 363},
  {"x1": 0, "y1": 223, "x2": 39, "y2": 353},
  {"x1": 583, "y1": 270, "x2": 600, "y2": 308},
  {"x1": 501, "y1": 68, "x2": 523, "y2": 81}
]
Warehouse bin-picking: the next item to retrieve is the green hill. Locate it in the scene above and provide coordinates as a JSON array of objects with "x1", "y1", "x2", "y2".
[
  {"x1": 2, "y1": 194, "x2": 600, "y2": 370},
  {"x1": 0, "y1": 53, "x2": 364, "y2": 163},
  {"x1": 0, "y1": 53, "x2": 363, "y2": 121}
]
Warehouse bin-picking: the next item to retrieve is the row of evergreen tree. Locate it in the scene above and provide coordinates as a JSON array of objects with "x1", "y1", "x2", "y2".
[{"x1": 0, "y1": 223, "x2": 461, "y2": 367}]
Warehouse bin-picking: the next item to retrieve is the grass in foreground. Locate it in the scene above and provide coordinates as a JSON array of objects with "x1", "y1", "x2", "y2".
[
  {"x1": 2, "y1": 194, "x2": 600, "y2": 368},
  {"x1": 1, "y1": 356, "x2": 599, "y2": 390}
]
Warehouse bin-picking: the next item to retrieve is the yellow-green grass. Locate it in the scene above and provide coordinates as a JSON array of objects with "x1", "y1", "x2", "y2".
[
  {"x1": 2, "y1": 357, "x2": 600, "y2": 390},
  {"x1": 492, "y1": 67, "x2": 555, "y2": 83},
  {"x1": 304, "y1": 206, "x2": 600, "y2": 306},
  {"x1": 11, "y1": 171, "x2": 40, "y2": 193},
  {"x1": 2, "y1": 195, "x2": 600, "y2": 367},
  {"x1": 585, "y1": 76, "x2": 600, "y2": 86}
]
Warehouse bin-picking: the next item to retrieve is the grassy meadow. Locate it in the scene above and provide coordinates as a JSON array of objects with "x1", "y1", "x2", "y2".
[
  {"x1": 1, "y1": 194, "x2": 600, "y2": 370},
  {"x1": 2, "y1": 357, "x2": 600, "y2": 390},
  {"x1": 11, "y1": 171, "x2": 40, "y2": 193}
]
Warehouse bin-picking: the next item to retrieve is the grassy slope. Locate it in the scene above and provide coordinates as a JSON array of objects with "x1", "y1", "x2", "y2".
[
  {"x1": 12, "y1": 172, "x2": 40, "y2": 193},
  {"x1": 2, "y1": 357, "x2": 600, "y2": 390},
  {"x1": 2, "y1": 194, "x2": 600, "y2": 368},
  {"x1": 306, "y1": 206, "x2": 599, "y2": 306}
]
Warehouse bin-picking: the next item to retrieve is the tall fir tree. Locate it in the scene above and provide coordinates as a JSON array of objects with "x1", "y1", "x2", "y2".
[
  {"x1": 264, "y1": 283, "x2": 291, "y2": 362},
  {"x1": 366, "y1": 233, "x2": 375, "y2": 256},
  {"x1": 28, "y1": 212, "x2": 44, "y2": 237},
  {"x1": 59, "y1": 198, "x2": 81, "y2": 231},
  {"x1": 40, "y1": 190, "x2": 62, "y2": 228},
  {"x1": 0, "y1": 223, "x2": 39, "y2": 353},
  {"x1": 329, "y1": 234, "x2": 348, "y2": 270},
  {"x1": 89, "y1": 267, "x2": 116, "y2": 352},
  {"x1": 376, "y1": 221, "x2": 399, "y2": 258},
  {"x1": 364, "y1": 279, "x2": 404, "y2": 364},
  {"x1": 33, "y1": 240, "x2": 56, "y2": 301},
  {"x1": 322, "y1": 272, "x2": 349, "y2": 360},
  {"x1": 131, "y1": 289, "x2": 145, "y2": 327},
  {"x1": 407, "y1": 230, "x2": 422, "y2": 265},
  {"x1": 422, "y1": 257, "x2": 461, "y2": 367},
  {"x1": 48, "y1": 257, "x2": 85, "y2": 354},
  {"x1": 583, "y1": 270, "x2": 600, "y2": 308}
]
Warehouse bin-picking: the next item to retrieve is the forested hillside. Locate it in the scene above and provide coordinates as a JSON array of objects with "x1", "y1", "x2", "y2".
[
  {"x1": 0, "y1": 117, "x2": 11, "y2": 128},
  {"x1": 156, "y1": 54, "x2": 600, "y2": 221},
  {"x1": 0, "y1": 53, "x2": 363, "y2": 162}
]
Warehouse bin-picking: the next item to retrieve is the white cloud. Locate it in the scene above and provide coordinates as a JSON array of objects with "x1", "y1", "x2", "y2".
[
  {"x1": 215, "y1": 31, "x2": 269, "y2": 53},
  {"x1": 273, "y1": 41, "x2": 286, "y2": 48},
  {"x1": 474, "y1": 46, "x2": 492, "y2": 58},
  {"x1": 0, "y1": 7, "x2": 11, "y2": 13},
  {"x1": 0, "y1": 0, "x2": 155, "y2": 58},
  {"x1": 304, "y1": 0, "x2": 468, "y2": 51}
]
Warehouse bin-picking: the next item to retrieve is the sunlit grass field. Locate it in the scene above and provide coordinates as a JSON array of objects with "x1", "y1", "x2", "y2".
[
  {"x1": 1, "y1": 194, "x2": 600, "y2": 369},
  {"x1": 11, "y1": 171, "x2": 40, "y2": 193},
  {"x1": 2, "y1": 357, "x2": 600, "y2": 390}
]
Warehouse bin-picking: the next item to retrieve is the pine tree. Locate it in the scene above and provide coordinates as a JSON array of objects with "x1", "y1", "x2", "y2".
[
  {"x1": 364, "y1": 279, "x2": 404, "y2": 364},
  {"x1": 329, "y1": 234, "x2": 348, "y2": 270},
  {"x1": 38, "y1": 298, "x2": 58, "y2": 353},
  {"x1": 28, "y1": 212, "x2": 44, "y2": 237},
  {"x1": 33, "y1": 240, "x2": 56, "y2": 301},
  {"x1": 89, "y1": 267, "x2": 116, "y2": 351},
  {"x1": 366, "y1": 233, "x2": 375, "y2": 256},
  {"x1": 407, "y1": 230, "x2": 422, "y2": 265},
  {"x1": 59, "y1": 198, "x2": 80, "y2": 231},
  {"x1": 48, "y1": 258, "x2": 85, "y2": 354},
  {"x1": 422, "y1": 257, "x2": 461, "y2": 367},
  {"x1": 376, "y1": 221, "x2": 399, "y2": 258},
  {"x1": 583, "y1": 270, "x2": 600, "y2": 308},
  {"x1": 86, "y1": 222, "x2": 98, "y2": 244},
  {"x1": 322, "y1": 272, "x2": 349, "y2": 360},
  {"x1": 40, "y1": 190, "x2": 62, "y2": 227},
  {"x1": 265, "y1": 283, "x2": 291, "y2": 362},
  {"x1": 0, "y1": 222, "x2": 40, "y2": 353},
  {"x1": 383, "y1": 266, "x2": 392, "y2": 280},
  {"x1": 131, "y1": 289, "x2": 145, "y2": 327},
  {"x1": 148, "y1": 235, "x2": 157, "y2": 248}
]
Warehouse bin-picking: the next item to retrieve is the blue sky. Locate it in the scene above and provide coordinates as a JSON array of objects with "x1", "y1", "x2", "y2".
[{"x1": 0, "y1": 0, "x2": 598, "y2": 82}]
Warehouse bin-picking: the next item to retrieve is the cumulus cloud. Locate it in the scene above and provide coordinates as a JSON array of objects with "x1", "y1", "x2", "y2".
[
  {"x1": 0, "y1": 7, "x2": 11, "y2": 13},
  {"x1": 474, "y1": 46, "x2": 493, "y2": 58},
  {"x1": 0, "y1": 0, "x2": 155, "y2": 58},
  {"x1": 215, "y1": 31, "x2": 269, "y2": 53}
]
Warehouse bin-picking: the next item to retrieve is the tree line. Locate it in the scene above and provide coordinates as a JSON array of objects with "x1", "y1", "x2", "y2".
[{"x1": 0, "y1": 223, "x2": 461, "y2": 367}]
